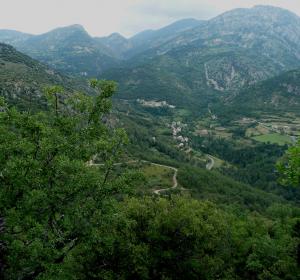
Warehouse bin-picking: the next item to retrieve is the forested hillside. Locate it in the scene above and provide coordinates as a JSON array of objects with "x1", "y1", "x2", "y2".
[
  {"x1": 231, "y1": 69, "x2": 300, "y2": 113},
  {"x1": 0, "y1": 43, "x2": 93, "y2": 109},
  {"x1": 1, "y1": 4, "x2": 300, "y2": 280},
  {"x1": 1, "y1": 80, "x2": 300, "y2": 279}
]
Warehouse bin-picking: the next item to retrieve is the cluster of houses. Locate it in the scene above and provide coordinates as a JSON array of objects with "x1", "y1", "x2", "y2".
[
  {"x1": 137, "y1": 99, "x2": 175, "y2": 109},
  {"x1": 170, "y1": 121, "x2": 189, "y2": 148}
]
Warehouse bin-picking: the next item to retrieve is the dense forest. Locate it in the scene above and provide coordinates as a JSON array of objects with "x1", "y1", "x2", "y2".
[{"x1": 1, "y1": 81, "x2": 300, "y2": 279}]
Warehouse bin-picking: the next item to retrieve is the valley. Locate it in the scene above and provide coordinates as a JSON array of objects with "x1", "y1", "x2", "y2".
[{"x1": 1, "y1": 3, "x2": 300, "y2": 279}]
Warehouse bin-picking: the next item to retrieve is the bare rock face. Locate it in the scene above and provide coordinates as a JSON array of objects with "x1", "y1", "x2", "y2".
[
  {"x1": 141, "y1": 5, "x2": 300, "y2": 92},
  {"x1": 2, "y1": 5, "x2": 300, "y2": 98},
  {"x1": 232, "y1": 69, "x2": 300, "y2": 112}
]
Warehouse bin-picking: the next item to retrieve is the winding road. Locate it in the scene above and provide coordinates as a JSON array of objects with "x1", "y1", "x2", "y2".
[
  {"x1": 88, "y1": 159, "x2": 179, "y2": 195},
  {"x1": 151, "y1": 163, "x2": 178, "y2": 195},
  {"x1": 206, "y1": 155, "x2": 215, "y2": 171}
]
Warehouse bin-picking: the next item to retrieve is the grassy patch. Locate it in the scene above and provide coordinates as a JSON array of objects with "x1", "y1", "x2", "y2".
[
  {"x1": 140, "y1": 163, "x2": 174, "y2": 191},
  {"x1": 252, "y1": 133, "x2": 292, "y2": 145}
]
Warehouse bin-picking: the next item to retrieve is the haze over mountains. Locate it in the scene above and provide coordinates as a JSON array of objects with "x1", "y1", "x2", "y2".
[
  {"x1": 1, "y1": 5, "x2": 300, "y2": 113},
  {"x1": 1, "y1": 4, "x2": 300, "y2": 278}
]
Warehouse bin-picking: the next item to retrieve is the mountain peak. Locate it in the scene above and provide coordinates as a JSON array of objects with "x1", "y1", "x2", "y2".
[
  {"x1": 252, "y1": 4, "x2": 300, "y2": 16},
  {"x1": 253, "y1": 5, "x2": 288, "y2": 10},
  {"x1": 212, "y1": 4, "x2": 300, "y2": 27},
  {"x1": 51, "y1": 24, "x2": 87, "y2": 34},
  {"x1": 33, "y1": 24, "x2": 93, "y2": 44},
  {"x1": 107, "y1": 32, "x2": 126, "y2": 40},
  {"x1": 64, "y1": 24, "x2": 85, "y2": 31}
]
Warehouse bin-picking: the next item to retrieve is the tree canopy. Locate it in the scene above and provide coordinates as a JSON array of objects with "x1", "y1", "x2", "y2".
[
  {"x1": 0, "y1": 80, "x2": 138, "y2": 279},
  {"x1": 278, "y1": 141, "x2": 300, "y2": 187}
]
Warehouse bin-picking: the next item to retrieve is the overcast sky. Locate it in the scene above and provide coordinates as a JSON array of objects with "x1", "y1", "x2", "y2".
[{"x1": 0, "y1": 0, "x2": 299, "y2": 38}]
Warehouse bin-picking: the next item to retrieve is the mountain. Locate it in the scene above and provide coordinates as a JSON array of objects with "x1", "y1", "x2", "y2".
[
  {"x1": 96, "y1": 19, "x2": 203, "y2": 59},
  {"x1": 0, "y1": 25, "x2": 120, "y2": 77},
  {"x1": 2, "y1": 5, "x2": 300, "y2": 99},
  {"x1": 0, "y1": 43, "x2": 91, "y2": 108},
  {"x1": 158, "y1": 5, "x2": 300, "y2": 69},
  {"x1": 126, "y1": 18, "x2": 204, "y2": 58},
  {"x1": 104, "y1": 45, "x2": 287, "y2": 110},
  {"x1": 0, "y1": 30, "x2": 32, "y2": 45},
  {"x1": 231, "y1": 69, "x2": 300, "y2": 114},
  {"x1": 95, "y1": 33, "x2": 132, "y2": 59},
  {"x1": 102, "y1": 5, "x2": 300, "y2": 108},
  {"x1": 0, "y1": 19, "x2": 203, "y2": 76}
]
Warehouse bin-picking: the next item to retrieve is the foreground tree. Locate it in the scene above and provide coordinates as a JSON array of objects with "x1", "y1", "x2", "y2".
[
  {"x1": 0, "y1": 80, "x2": 137, "y2": 279},
  {"x1": 1, "y1": 80, "x2": 299, "y2": 279},
  {"x1": 77, "y1": 196, "x2": 300, "y2": 280},
  {"x1": 278, "y1": 141, "x2": 300, "y2": 187}
]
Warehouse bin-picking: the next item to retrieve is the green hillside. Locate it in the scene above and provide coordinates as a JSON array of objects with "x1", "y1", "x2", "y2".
[
  {"x1": 1, "y1": 4, "x2": 300, "y2": 279},
  {"x1": 0, "y1": 43, "x2": 92, "y2": 109},
  {"x1": 232, "y1": 69, "x2": 300, "y2": 114}
]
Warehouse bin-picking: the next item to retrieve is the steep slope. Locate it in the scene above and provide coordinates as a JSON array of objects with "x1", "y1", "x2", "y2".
[
  {"x1": 157, "y1": 5, "x2": 300, "y2": 68},
  {"x1": 127, "y1": 18, "x2": 204, "y2": 58},
  {"x1": 0, "y1": 25, "x2": 120, "y2": 77},
  {"x1": 103, "y1": 5, "x2": 300, "y2": 107},
  {"x1": 95, "y1": 33, "x2": 133, "y2": 59},
  {"x1": 0, "y1": 43, "x2": 91, "y2": 108},
  {"x1": 0, "y1": 19, "x2": 204, "y2": 73},
  {"x1": 104, "y1": 44, "x2": 284, "y2": 109},
  {"x1": 231, "y1": 69, "x2": 300, "y2": 114},
  {"x1": 0, "y1": 30, "x2": 33, "y2": 45}
]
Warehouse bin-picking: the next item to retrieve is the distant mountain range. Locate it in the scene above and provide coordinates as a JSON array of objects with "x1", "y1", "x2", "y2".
[
  {"x1": 1, "y1": 5, "x2": 300, "y2": 114},
  {"x1": 103, "y1": 5, "x2": 300, "y2": 110},
  {"x1": 0, "y1": 18, "x2": 203, "y2": 76}
]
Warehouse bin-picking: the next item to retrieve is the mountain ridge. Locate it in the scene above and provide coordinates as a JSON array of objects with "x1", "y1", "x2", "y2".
[{"x1": 1, "y1": 5, "x2": 300, "y2": 100}]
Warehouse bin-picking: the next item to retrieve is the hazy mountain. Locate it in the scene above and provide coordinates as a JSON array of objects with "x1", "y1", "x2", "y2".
[
  {"x1": 2, "y1": 5, "x2": 300, "y2": 100},
  {"x1": 0, "y1": 43, "x2": 91, "y2": 108},
  {"x1": 0, "y1": 30, "x2": 33, "y2": 46},
  {"x1": 126, "y1": 18, "x2": 204, "y2": 58},
  {"x1": 95, "y1": 33, "x2": 133, "y2": 59},
  {"x1": 232, "y1": 69, "x2": 300, "y2": 114},
  {"x1": 96, "y1": 19, "x2": 203, "y2": 59},
  {"x1": 0, "y1": 25, "x2": 120, "y2": 77},
  {"x1": 103, "y1": 5, "x2": 300, "y2": 105},
  {"x1": 0, "y1": 19, "x2": 204, "y2": 74},
  {"x1": 158, "y1": 5, "x2": 300, "y2": 68}
]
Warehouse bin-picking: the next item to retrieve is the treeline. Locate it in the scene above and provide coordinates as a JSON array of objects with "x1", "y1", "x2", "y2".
[{"x1": 190, "y1": 135, "x2": 300, "y2": 197}]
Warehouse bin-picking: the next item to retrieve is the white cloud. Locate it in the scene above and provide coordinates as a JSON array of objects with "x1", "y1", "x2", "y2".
[{"x1": 0, "y1": 0, "x2": 299, "y2": 37}]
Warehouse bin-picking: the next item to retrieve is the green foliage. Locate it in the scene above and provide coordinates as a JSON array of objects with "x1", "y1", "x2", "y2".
[
  {"x1": 192, "y1": 136, "x2": 287, "y2": 189},
  {"x1": 1, "y1": 82, "x2": 300, "y2": 279},
  {"x1": 232, "y1": 69, "x2": 300, "y2": 114},
  {"x1": 178, "y1": 166, "x2": 286, "y2": 212},
  {"x1": 66, "y1": 196, "x2": 300, "y2": 280},
  {"x1": 278, "y1": 141, "x2": 300, "y2": 187},
  {"x1": 0, "y1": 80, "x2": 137, "y2": 279},
  {"x1": 9, "y1": 25, "x2": 120, "y2": 77},
  {"x1": 0, "y1": 43, "x2": 94, "y2": 110}
]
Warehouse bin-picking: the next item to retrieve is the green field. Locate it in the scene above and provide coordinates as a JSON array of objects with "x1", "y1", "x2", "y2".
[
  {"x1": 252, "y1": 133, "x2": 293, "y2": 145},
  {"x1": 140, "y1": 163, "x2": 174, "y2": 191}
]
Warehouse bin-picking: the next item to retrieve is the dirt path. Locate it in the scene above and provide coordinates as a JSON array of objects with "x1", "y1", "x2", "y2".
[
  {"x1": 88, "y1": 159, "x2": 179, "y2": 195},
  {"x1": 206, "y1": 155, "x2": 215, "y2": 170},
  {"x1": 150, "y1": 163, "x2": 178, "y2": 195}
]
